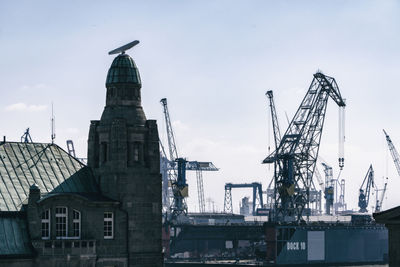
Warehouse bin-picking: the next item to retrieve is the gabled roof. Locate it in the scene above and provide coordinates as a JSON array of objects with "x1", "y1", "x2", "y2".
[
  {"x1": 0, "y1": 212, "x2": 33, "y2": 258},
  {"x1": 0, "y1": 142, "x2": 99, "y2": 211}
]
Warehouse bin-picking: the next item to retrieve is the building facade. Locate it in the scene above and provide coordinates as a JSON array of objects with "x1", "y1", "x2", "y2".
[{"x1": 0, "y1": 50, "x2": 162, "y2": 267}]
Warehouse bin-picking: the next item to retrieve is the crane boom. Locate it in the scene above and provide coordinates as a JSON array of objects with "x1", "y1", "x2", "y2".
[
  {"x1": 263, "y1": 72, "x2": 345, "y2": 222},
  {"x1": 383, "y1": 129, "x2": 400, "y2": 177},
  {"x1": 160, "y1": 98, "x2": 218, "y2": 215},
  {"x1": 266, "y1": 90, "x2": 282, "y2": 150},
  {"x1": 359, "y1": 165, "x2": 374, "y2": 213},
  {"x1": 160, "y1": 98, "x2": 179, "y2": 161},
  {"x1": 375, "y1": 178, "x2": 388, "y2": 212}
]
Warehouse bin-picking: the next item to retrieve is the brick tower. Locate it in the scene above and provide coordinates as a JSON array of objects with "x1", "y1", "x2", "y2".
[{"x1": 87, "y1": 48, "x2": 162, "y2": 267}]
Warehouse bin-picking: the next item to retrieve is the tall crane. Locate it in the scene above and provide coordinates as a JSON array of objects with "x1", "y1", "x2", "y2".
[
  {"x1": 65, "y1": 140, "x2": 87, "y2": 164},
  {"x1": 265, "y1": 89, "x2": 323, "y2": 216},
  {"x1": 358, "y1": 165, "x2": 375, "y2": 213},
  {"x1": 263, "y1": 72, "x2": 346, "y2": 222},
  {"x1": 321, "y1": 162, "x2": 334, "y2": 215},
  {"x1": 266, "y1": 90, "x2": 282, "y2": 150},
  {"x1": 383, "y1": 129, "x2": 400, "y2": 176},
  {"x1": 160, "y1": 98, "x2": 218, "y2": 216},
  {"x1": 375, "y1": 178, "x2": 388, "y2": 212},
  {"x1": 265, "y1": 90, "x2": 282, "y2": 209}
]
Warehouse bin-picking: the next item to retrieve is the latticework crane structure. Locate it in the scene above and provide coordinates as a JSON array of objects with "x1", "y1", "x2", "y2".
[
  {"x1": 263, "y1": 72, "x2": 345, "y2": 222},
  {"x1": 375, "y1": 179, "x2": 387, "y2": 212},
  {"x1": 384, "y1": 129, "x2": 400, "y2": 176},
  {"x1": 223, "y1": 182, "x2": 264, "y2": 215},
  {"x1": 160, "y1": 98, "x2": 218, "y2": 217},
  {"x1": 358, "y1": 165, "x2": 375, "y2": 213}
]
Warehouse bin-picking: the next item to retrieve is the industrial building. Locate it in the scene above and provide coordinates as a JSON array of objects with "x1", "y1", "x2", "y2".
[{"x1": 0, "y1": 42, "x2": 162, "y2": 267}]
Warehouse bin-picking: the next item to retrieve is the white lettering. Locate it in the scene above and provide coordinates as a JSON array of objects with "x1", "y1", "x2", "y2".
[{"x1": 287, "y1": 241, "x2": 306, "y2": 251}]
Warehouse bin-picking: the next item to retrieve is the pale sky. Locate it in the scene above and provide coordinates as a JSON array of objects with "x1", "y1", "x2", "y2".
[{"x1": 1, "y1": 1, "x2": 400, "y2": 214}]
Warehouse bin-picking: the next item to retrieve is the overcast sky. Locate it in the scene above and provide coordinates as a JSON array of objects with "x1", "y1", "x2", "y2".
[{"x1": 1, "y1": 1, "x2": 400, "y2": 214}]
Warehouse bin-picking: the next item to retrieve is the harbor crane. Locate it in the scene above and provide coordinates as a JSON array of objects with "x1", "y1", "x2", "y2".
[
  {"x1": 263, "y1": 72, "x2": 346, "y2": 222},
  {"x1": 223, "y1": 182, "x2": 264, "y2": 215},
  {"x1": 322, "y1": 162, "x2": 334, "y2": 215},
  {"x1": 160, "y1": 98, "x2": 218, "y2": 217},
  {"x1": 265, "y1": 91, "x2": 282, "y2": 209},
  {"x1": 375, "y1": 178, "x2": 388, "y2": 212},
  {"x1": 265, "y1": 90, "x2": 323, "y2": 215},
  {"x1": 65, "y1": 140, "x2": 87, "y2": 164},
  {"x1": 358, "y1": 165, "x2": 374, "y2": 213},
  {"x1": 384, "y1": 129, "x2": 400, "y2": 177}
]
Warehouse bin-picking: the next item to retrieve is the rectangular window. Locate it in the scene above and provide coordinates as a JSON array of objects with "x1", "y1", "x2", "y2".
[
  {"x1": 104, "y1": 212, "x2": 113, "y2": 239},
  {"x1": 101, "y1": 142, "x2": 108, "y2": 164},
  {"x1": 41, "y1": 209, "x2": 50, "y2": 239},
  {"x1": 133, "y1": 143, "x2": 140, "y2": 161},
  {"x1": 72, "y1": 210, "x2": 81, "y2": 238},
  {"x1": 55, "y1": 207, "x2": 67, "y2": 238}
]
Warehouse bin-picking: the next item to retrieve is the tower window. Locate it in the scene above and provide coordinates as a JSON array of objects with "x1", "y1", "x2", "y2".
[
  {"x1": 104, "y1": 212, "x2": 114, "y2": 239},
  {"x1": 55, "y1": 207, "x2": 68, "y2": 239},
  {"x1": 72, "y1": 210, "x2": 81, "y2": 238},
  {"x1": 100, "y1": 142, "x2": 108, "y2": 164},
  {"x1": 133, "y1": 143, "x2": 140, "y2": 161},
  {"x1": 41, "y1": 209, "x2": 50, "y2": 239}
]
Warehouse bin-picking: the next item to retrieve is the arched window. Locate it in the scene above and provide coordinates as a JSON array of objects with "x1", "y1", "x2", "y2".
[
  {"x1": 72, "y1": 210, "x2": 81, "y2": 239},
  {"x1": 55, "y1": 207, "x2": 68, "y2": 239},
  {"x1": 41, "y1": 209, "x2": 50, "y2": 239}
]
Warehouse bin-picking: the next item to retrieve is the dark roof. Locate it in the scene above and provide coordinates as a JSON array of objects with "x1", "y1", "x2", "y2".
[
  {"x1": 0, "y1": 142, "x2": 99, "y2": 211},
  {"x1": 373, "y1": 205, "x2": 400, "y2": 224},
  {"x1": 0, "y1": 212, "x2": 33, "y2": 258},
  {"x1": 106, "y1": 53, "x2": 141, "y2": 85}
]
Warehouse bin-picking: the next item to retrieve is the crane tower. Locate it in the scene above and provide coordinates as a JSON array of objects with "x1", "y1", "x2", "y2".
[
  {"x1": 263, "y1": 72, "x2": 345, "y2": 222},
  {"x1": 160, "y1": 98, "x2": 218, "y2": 217}
]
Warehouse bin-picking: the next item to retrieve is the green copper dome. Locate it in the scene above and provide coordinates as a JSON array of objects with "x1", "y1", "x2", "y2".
[{"x1": 106, "y1": 54, "x2": 141, "y2": 85}]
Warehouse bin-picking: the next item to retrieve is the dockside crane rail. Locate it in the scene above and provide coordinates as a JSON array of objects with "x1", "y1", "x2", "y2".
[
  {"x1": 263, "y1": 72, "x2": 346, "y2": 222},
  {"x1": 358, "y1": 165, "x2": 375, "y2": 213},
  {"x1": 224, "y1": 182, "x2": 264, "y2": 215},
  {"x1": 383, "y1": 129, "x2": 400, "y2": 177}
]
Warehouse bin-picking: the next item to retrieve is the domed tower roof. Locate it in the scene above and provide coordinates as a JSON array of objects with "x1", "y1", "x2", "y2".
[{"x1": 106, "y1": 53, "x2": 141, "y2": 86}]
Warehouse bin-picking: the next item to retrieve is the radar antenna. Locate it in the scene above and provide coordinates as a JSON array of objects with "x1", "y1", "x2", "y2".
[{"x1": 108, "y1": 40, "x2": 140, "y2": 55}]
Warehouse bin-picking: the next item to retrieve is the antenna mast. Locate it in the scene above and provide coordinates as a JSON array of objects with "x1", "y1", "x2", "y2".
[{"x1": 51, "y1": 103, "x2": 56, "y2": 143}]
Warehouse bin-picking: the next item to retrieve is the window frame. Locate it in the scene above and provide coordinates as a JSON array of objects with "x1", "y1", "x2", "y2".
[
  {"x1": 41, "y1": 209, "x2": 51, "y2": 240},
  {"x1": 104, "y1": 212, "x2": 114, "y2": 239},
  {"x1": 71, "y1": 209, "x2": 81, "y2": 239},
  {"x1": 55, "y1": 206, "x2": 68, "y2": 239}
]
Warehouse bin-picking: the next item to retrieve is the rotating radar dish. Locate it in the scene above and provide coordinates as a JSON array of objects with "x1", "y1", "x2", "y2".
[{"x1": 108, "y1": 40, "x2": 140, "y2": 55}]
